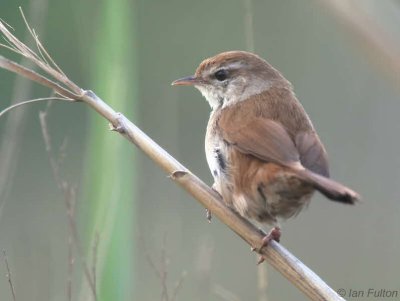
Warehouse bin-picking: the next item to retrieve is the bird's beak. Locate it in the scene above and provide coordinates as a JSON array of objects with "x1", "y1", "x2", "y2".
[{"x1": 171, "y1": 75, "x2": 201, "y2": 86}]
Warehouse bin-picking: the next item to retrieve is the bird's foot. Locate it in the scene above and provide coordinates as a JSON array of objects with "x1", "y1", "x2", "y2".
[{"x1": 255, "y1": 226, "x2": 281, "y2": 265}]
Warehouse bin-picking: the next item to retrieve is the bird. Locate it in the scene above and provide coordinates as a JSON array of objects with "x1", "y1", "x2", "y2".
[{"x1": 172, "y1": 51, "x2": 359, "y2": 253}]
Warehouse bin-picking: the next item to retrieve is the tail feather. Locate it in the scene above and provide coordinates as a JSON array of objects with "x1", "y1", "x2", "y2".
[{"x1": 296, "y1": 169, "x2": 360, "y2": 204}]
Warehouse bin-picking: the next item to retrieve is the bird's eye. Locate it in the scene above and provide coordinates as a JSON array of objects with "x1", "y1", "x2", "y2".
[{"x1": 214, "y1": 69, "x2": 228, "y2": 81}]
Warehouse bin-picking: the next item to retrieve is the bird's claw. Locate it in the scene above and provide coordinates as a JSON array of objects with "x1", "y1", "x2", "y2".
[{"x1": 255, "y1": 227, "x2": 281, "y2": 265}]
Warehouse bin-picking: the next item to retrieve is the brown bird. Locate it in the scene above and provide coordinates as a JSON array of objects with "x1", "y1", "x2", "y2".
[{"x1": 172, "y1": 51, "x2": 359, "y2": 251}]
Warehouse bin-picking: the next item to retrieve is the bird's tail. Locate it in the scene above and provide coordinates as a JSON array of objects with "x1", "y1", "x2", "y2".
[{"x1": 296, "y1": 169, "x2": 360, "y2": 204}]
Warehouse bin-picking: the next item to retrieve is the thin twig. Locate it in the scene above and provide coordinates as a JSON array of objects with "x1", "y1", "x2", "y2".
[
  {"x1": 0, "y1": 56, "x2": 80, "y2": 99},
  {"x1": 58, "y1": 136, "x2": 68, "y2": 168},
  {"x1": 0, "y1": 0, "x2": 49, "y2": 221},
  {"x1": 139, "y1": 235, "x2": 186, "y2": 301},
  {"x1": 33, "y1": 28, "x2": 50, "y2": 67},
  {"x1": 0, "y1": 41, "x2": 20, "y2": 54},
  {"x1": 0, "y1": 18, "x2": 14, "y2": 31},
  {"x1": 0, "y1": 16, "x2": 81, "y2": 94},
  {"x1": 142, "y1": 236, "x2": 169, "y2": 301},
  {"x1": 160, "y1": 234, "x2": 169, "y2": 301},
  {"x1": 2, "y1": 249, "x2": 17, "y2": 301},
  {"x1": 171, "y1": 271, "x2": 187, "y2": 301},
  {"x1": 0, "y1": 97, "x2": 72, "y2": 119},
  {"x1": 19, "y1": 7, "x2": 66, "y2": 77},
  {"x1": 67, "y1": 236, "x2": 75, "y2": 301},
  {"x1": 39, "y1": 107, "x2": 97, "y2": 301}
]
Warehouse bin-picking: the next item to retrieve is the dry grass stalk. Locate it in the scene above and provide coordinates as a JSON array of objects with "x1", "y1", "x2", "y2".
[
  {"x1": 140, "y1": 235, "x2": 186, "y2": 301},
  {"x1": 39, "y1": 105, "x2": 97, "y2": 301},
  {"x1": 2, "y1": 249, "x2": 17, "y2": 301}
]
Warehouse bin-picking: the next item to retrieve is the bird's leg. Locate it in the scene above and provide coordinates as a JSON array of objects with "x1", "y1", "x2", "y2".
[
  {"x1": 205, "y1": 208, "x2": 212, "y2": 223},
  {"x1": 256, "y1": 226, "x2": 281, "y2": 265}
]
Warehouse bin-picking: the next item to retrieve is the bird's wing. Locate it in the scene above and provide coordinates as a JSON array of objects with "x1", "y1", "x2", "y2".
[
  {"x1": 218, "y1": 105, "x2": 330, "y2": 176},
  {"x1": 219, "y1": 115, "x2": 300, "y2": 167},
  {"x1": 295, "y1": 131, "x2": 330, "y2": 177}
]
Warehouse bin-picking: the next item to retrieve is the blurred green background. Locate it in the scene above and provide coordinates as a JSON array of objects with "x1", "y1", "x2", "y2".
[{"x1": 0, "y1": 0, "x2": 399, "y2": 300}]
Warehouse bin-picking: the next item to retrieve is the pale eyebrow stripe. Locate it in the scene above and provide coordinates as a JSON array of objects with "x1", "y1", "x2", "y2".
[{"x1": 208, "y1": 61, "x2": 245, "y2": 76}]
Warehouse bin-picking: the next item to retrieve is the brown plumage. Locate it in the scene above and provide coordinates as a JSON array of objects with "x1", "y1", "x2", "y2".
[{"x1": 173, "y1": 51, "x2": 359, "y2": 226}]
